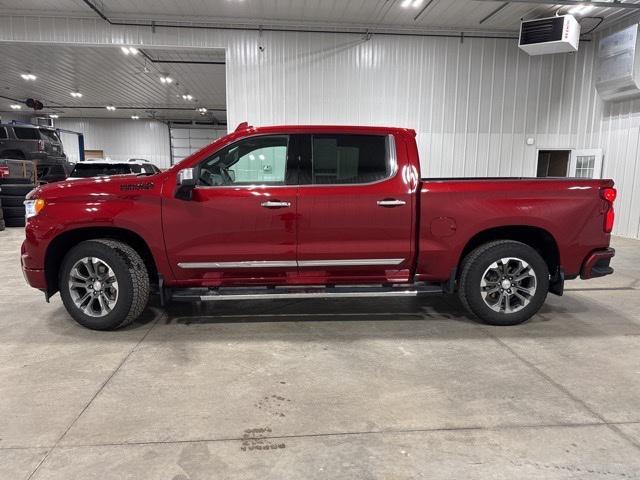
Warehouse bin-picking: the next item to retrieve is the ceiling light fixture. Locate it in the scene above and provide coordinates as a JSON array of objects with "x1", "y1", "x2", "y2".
[
  {"x1": 400, "y1": 0, "x2": 412, "y2": 7},
  {"x1": 120, "y1": 46, "x2": 139, "y2": 56},
  {"x1": 49, "y1": 114, "x2": 59, "y2": 119},
  {"x1": 20, "y1": 73, "x2": 37, "y2": 81},
  {"x1": 412, "y1": 0, "x2": 424, "y2": 7},
  {"x1": 160, "y1": 76, "x2": 174, "y2": 84},
  {"x1": 131, "y1": 115, "x2": 140, "y2": 120},
  {"x1": 70, "y1": 91, "x2": 83, "y2": 98},
  {"x1": 182, "y1": 94, "x2": 193, "y2": 101},
  {"x1": 106, "y1": 105, "x2": 116, "y2": 111},
  {"x1": 10, "y1": 104, "x2": 22, "y2": 110},
  {"x1": 197, "y1": 107, "x2": 207, "y2": 113}
]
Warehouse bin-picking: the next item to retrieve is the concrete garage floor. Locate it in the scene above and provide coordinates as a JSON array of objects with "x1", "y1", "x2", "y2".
[{"x1": 1, "y1": 228, "x2": 640, "y2": 480}]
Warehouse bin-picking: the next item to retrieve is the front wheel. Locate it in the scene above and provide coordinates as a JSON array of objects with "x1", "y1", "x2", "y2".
[
  {"x1": 59, "y1": 239, "x2": 150, "y2": 330},
  {"x1": 459, "y1": 240, "x2": 549, "y2": 326}
]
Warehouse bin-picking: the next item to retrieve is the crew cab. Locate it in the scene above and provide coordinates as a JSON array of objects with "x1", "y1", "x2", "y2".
[{"x1": 21, "y1": 123, "x2": 616, "y2": 330}]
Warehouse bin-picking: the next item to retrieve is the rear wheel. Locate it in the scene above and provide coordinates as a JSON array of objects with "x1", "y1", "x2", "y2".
[
  {"x1": 59, "y1": 239, "x2": 150, "y2": 330},
  {"x1": 459, "y1": 240, "x2": 549, "y2": 326}
]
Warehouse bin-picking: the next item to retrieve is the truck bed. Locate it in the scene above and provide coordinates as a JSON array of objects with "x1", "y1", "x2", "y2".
[{"x1": 416, "y1": 177, "x2": 614, "y2": 282}]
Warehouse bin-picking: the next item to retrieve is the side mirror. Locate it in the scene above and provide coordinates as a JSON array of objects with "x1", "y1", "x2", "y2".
[{"x1": 175, "y1": 168, "x2": 196, "y2": 200}]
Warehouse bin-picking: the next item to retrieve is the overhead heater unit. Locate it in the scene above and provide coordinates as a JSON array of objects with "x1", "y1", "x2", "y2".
[
  {"x1": 519, "y1": 15, "x2": 580, "y2": 55},
  {"x1": 595, "y1": 24, "x2": 640, "y2": 102}
]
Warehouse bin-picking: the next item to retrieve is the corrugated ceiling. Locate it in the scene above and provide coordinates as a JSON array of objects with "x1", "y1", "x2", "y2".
[
  {"x1": 0, "y1": 0, "x2": 637, "y2": 34},
  {"x1": 0, "y1": 43, "x2": 226, "y2": 122}
]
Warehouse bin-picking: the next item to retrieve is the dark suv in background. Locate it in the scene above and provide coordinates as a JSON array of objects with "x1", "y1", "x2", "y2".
[{"x1": 0, "y1": 123, "x2": 72, "y2": 182}]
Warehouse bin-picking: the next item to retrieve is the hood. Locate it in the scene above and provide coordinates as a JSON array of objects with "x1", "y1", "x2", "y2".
[{"x1": 27, "y1": 174, "x2": 161, "y2": 201}]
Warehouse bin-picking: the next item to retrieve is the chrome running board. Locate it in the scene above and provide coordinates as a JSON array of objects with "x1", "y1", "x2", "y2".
[{"x1": 170, "y1": 284, "x2": 443, "y2": 302}]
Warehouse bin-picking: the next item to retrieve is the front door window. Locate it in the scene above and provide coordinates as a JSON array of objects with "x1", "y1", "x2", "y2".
[{"x1": 198, "y1": 135, "x2": 290, "y2": 186}]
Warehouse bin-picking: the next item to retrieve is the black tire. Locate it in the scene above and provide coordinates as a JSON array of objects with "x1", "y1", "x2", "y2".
[
  {"x1": 59, "y1": 239, "x2": 150, "y2": 330},
  {"x1": 0, "y1": 151, "x2": 26, "y2": 160},
  {"x1": 0, "y1": 219, "x2": 5, "y2": 231},
  {"x1": 0, "y1": 178, "x2": 33, "y2": 185},
  {"x1": 459, "y1": 240, "x2": 549, "y2": 326},
  {"x1": 0, "y1": 184, "x2": 35, "y2": 196},
  {"x1": 4, "y1": 216, "x2": 25, "y2": 228},
  {"x1": 3, "y1": 206, "x2": 25, "y2": 218},
  {"x1": 0, "y1": 196, "x2": 24, "y2": 208}
]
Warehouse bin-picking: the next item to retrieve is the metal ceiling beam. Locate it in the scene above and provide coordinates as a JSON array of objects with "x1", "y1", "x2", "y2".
[
  {"x1": 475, "y1": 0, "x2": 640, "y2": 9},
  {"x1": 479, "y1": 2, "x2": 510, "y2": 24},
  {"x1": 81, "y1": 0, "x2": 521, "y2": 39}
]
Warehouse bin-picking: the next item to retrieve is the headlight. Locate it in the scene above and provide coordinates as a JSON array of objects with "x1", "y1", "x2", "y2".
[{"x1": 24, "y1": 199, "x2": 46, "y2": 219}]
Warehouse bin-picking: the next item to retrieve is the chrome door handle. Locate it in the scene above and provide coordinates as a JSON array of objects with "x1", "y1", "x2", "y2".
[
  {"x1": 377, "y1": 199, "x2": 406, "y2": 207},
  {"x1": 261, "y1": 200, "x2": 291, "y2": 209}
]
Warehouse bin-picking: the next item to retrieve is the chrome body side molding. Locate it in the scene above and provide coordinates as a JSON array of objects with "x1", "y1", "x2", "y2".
[
  {"x1": 297, "y1": 258, "x2": 405, "y2": 267},
  {"x1": 177, "y1": 261, "x2": 298, "y2": 269},
  {"x1": 178, "y1": 259, "x2": 405, "y2": 269}
]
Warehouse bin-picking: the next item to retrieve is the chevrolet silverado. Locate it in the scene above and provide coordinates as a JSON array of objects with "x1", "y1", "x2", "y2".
[{"x1": 21, "y1": 123, "x2": 616, "y2": 330}]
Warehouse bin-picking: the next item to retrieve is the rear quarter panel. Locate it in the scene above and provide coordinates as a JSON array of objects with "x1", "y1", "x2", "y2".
[{"x1": 417, "y1": 178, "x2": 614, "y2": 281}]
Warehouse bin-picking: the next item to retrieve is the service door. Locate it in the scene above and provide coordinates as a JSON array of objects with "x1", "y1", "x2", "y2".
[
  {"x1": 162, "y1": 134, "x2": 299, "y2": 286},
  {"x1": 296, "y1": 133, "x2": 415, "y2": 284}
]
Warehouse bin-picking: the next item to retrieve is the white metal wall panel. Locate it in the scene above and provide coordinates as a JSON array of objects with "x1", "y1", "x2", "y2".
[
  {"x1": 1, "y1": 14, "x2": 638, "y2": 237},
  {"x1": 226, "y1": 31, "x2": 598, "y2": 178},
  {"x1": 54, "y1": 118, "x2": 171, "y2": 168}
]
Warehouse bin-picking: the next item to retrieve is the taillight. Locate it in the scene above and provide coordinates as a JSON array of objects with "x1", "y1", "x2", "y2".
[
  {"x1": 0, "y1": 165, "x2": 9, "y2": 178},
  {"x1": 37, "y1": 140, "x2": 45, "y2": 151},
  {"x1": 600, "y1": 187, "x2": 617, "y2": 233}
]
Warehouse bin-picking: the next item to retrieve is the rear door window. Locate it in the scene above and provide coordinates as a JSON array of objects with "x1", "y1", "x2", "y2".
[
  {"x1": 13, "y1": 127, "x2": 41, "y2": 140},
  {"x1": 306, "y1": 134, "x2": 390, "y2": 185}
]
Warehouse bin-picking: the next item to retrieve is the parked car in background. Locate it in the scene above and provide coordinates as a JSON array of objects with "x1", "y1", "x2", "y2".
[
  {"x1": 67, "y1": 158, "x2": 161, "y2": 179},
  {"x1": 0, "y1": 123, "x2": 72, "y2": 183},
  {"x1": 21, "y1": 123, "x2": 617, "y2": 330}
]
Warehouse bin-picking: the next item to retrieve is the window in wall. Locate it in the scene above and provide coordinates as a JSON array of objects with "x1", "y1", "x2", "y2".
[
  {"x1": 198, "y1": 135, "x2": 289, "y2": 186},
  {"x1": 575, "y1": 155, "x2": 596, "y2": 178},
  {"x1": 310, "y1": 134, "x2": 389, "y2": 185}
]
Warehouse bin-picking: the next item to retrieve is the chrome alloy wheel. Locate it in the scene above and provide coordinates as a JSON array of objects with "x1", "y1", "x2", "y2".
[
  {"x1": 68, "y1": 257, "x2": 119, "y2": 317},
  {"x1": 480, "y1": 257, "x2": 537, "y2": 314}
]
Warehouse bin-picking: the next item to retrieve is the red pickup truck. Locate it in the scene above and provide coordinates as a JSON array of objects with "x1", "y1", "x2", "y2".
[{"x1": 21, "y1": 123, "x2": 616, "y2": 330}]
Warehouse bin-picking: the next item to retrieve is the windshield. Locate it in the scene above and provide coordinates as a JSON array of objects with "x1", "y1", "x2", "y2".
[{"x1": 70, "y1": 163, "x2": 133, "y2": 178}]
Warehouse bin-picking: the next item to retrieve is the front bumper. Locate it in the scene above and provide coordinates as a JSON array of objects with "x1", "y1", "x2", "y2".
[
  {"x1": 580, "y1": 248, "x2": 615, "y2": 280},
  {"x1": 21, "y1": 240, "x2": 47, "y2": 289}
]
